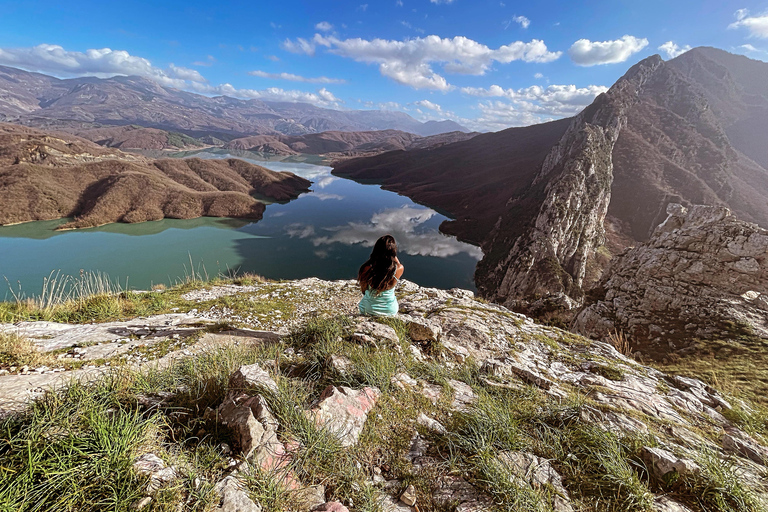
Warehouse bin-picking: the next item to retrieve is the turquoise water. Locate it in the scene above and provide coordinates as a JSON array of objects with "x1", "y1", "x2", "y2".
[{"x1": 0, "y1": 151, "x2": 482, "y2": 298}]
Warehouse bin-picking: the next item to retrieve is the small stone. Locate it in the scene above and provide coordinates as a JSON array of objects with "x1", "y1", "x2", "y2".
[
  {"x1": 416, "y1": 413, "x2": 447, "y2": 434},
  {"x1": 641, "y1": 447, "x2": 700, "y2": 480},
  {"x1": 132, "y1": 497, "x2": 152, "y2": 510},
  {"x1": 228, "y1": 364, "x2": 278, "y2": 393},
  {"x1": 294, "y1": 485, "x2": 326, "y2": 511},
  {"x1": 309, "y1": 386, "x2": 380, "y2": 447},
  {"x1": 330, "y1": 355, "x2": 353, "y2": 375},
  {"x1": 400, "y1": 485, "x2": 417, "y2": 506},
  {"x1": 313, "y1": 501, "x2": 350, "y2": 512}
]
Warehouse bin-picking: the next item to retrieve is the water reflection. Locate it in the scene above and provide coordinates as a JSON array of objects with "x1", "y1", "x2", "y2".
[{"x1": 286, "y1": 205, "x2": 483, "y2": 260}]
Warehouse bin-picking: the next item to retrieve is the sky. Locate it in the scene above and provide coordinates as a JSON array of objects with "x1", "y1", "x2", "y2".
[{"x1": 0, "y1": 0, "x2": 767, "y2": 131}]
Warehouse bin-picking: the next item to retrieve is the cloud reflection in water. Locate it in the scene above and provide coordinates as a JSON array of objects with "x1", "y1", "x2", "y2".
[{"x1": 287, "y1": 205, "x2": 483, "y2": 259}]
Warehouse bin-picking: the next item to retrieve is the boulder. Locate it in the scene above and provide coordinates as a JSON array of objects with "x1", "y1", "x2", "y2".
[
  {"x1": 641, "y1": 446, "x2": 700, "y2": 480},
  {"x1": 229, "y1": 364, "x2": 279, "y2": 393},
  {"x1": 401, "y1": 315, "x2": 441, "y2": 343},
  {"x1": 309, "y1": 386, "x2": 380, "y2": 447},
  {"x1": 576, "y1": 204, "x2": 768, "y2": 356},
  {"x1": 497, "y1": 451, "x2": 573, "y2": 512},
  {"x1": 215, "y1": 476, "x2": 262, "y2": 512}
]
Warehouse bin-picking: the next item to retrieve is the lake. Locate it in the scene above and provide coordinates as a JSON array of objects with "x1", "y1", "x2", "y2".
[{"x1": 0, "y1": 150, "x2": 482, "y2": 299}]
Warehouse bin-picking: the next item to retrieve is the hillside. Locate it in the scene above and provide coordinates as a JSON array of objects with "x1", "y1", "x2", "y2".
[
  {"x1": 1, "y1": 277, "x2": 767, "y2": 511},
  {"x1": 0, "y1": 65, "x2": 469, "y2": 138},
  {"x1": 333, "y1": 48, "x2": 768, "y2": 312},
  {"x1": 0, "y1": 123, "x2": 311, "y2": 228},
  {"x1": 225, "y1": 129, "x2": 478, "y2": 159}
]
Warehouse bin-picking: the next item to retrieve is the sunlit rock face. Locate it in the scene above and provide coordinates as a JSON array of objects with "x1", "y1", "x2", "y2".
[
  {"x1": 575, "y1": 203, "x2": 768, "y2": 359},
  {"x1": 478, "y1": 56, "x2": 664, "y2": 309}
]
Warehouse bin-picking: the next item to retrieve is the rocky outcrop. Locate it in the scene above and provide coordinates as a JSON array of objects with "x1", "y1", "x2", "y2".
[
  {"x1": 575, "y1": 203, "x2": 768, "y2": 358},
  {"x1": 2, "y1": 277, "x2": 768, "y2": 510},
  {"x1": 479, "y1": 56, "x2": 664, "y2": 309}
]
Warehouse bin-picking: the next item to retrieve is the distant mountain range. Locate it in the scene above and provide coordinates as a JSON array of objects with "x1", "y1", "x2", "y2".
[
  {"x1": 0, "y1": 65, "x2": 469, "y2": 138},
  {"x1": 334, "y1": 47, "x2": 768, "y2": 312}
]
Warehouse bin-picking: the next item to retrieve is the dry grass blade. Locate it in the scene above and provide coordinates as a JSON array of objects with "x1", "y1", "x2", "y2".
[{"x1": 608, "y1": 330, "x2": 632, "y2": 357}]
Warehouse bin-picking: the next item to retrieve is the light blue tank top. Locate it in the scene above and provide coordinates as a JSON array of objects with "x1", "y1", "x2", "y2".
[{"x1": 358, "y1": 278, "x2": 399, "y2": 316}]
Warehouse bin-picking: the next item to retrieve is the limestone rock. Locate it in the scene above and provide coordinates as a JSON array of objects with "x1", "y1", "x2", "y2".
[
  {"x1": 641, "y1": 446, "x2": 700, "y2": 480},
  {"x1": 448, "y1": 379, "x2": 476, "y2": 411},
  {"x1": 350, "y1": 321, "x2": 400, "y2": 347},
  {"x1": 576, "y1": 203, "x2": 768, "y2": 356},
  {"x1": 215, "y1": 476, "x2": 262, "y2": 512},
  {"x1": 497, "y1": 451, "x2": 573, "y2": 512},
  {"x1": 401, "y1": 315, "x2": 441, "y2": 343},
  {"x1": 309, "y1": 386, "x2": 380, "y2": 447},
  {"x1": 722, "y1": 427, "x2": 768, "y2": 465},
  {"x1": 416, "y1": 413, "x2": 447, "y2": 434},
  {"x1": 433, "y1": 476, "x2": 493, "y2": 511},
  {"x1": 400, "y1": 485, "x2": 417, "y2": 506},
  {"x1": 293, "y1": 485, "x2": 326, "y2": 511},
  {"x1": 228, "y1": 364, "x2": 278, "y2": 393},
  {"x1": 312, "y1": 502, "x2": 349, "y2": 512},
  {"x1": 133, "y1": 453, "x2": 178, "y2": 493}
]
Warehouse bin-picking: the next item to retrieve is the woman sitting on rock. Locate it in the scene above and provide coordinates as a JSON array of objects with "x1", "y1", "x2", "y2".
[{"x1": 357, "y1": 234, "x2": 404, "y2": 316}]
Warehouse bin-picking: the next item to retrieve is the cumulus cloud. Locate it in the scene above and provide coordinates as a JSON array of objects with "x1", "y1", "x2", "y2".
[
  {"x1": 248, "y1": 70, "x2": 346, "y2": 84},
  {"x1": 189, "y1": 82, "x2": 342, "y2": 107},
  {"x1": 459, "y1": 83, "x2": 608, "y2": 131},
  {"x1": 0, "y1": 44, "x2": 205, "y2": 88},
  {"x1": 414, "y1": 99, "x2": 442, "y2": 111},
  {"x1": 513, "y1": 15, "x2": 530, "y2": 29},
  {"x1": 280, "y1": 34, "x2": 328, "y2": 56},
  {"x1": 729, "y1": 9, "x2": 768, "y2": 38},
  {"x1": 658, "y1": 41, "x2": 692, "y2": 59},
  {"x1": 283, "y1": 33, "x2": 561, "y2": 91},
  {"x1": 568, "y1": 35, "x2": 649, "y2": 66},
  {"x1": 301, "y1": 205, "x2": 483, "y2": 259},
  {"x1": 168, "y1": 64, "x2": 207, "y2": 82},
  {"x1": 315, "y1": 21, "x2": 334, "y2": 31}
]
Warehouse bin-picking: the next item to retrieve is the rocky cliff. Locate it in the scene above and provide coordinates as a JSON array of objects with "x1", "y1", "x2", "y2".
[
  {"x1": 332, "y1": 48, "x2": 768, "y2": 316},
  {"x1": 1, "y1": 277, "x2": 767, "y2": 511},
  {"x1": 477, "y1": 56, "x2": 663, "y2": 309},
  {"x1": 575, "y1": 203, "x2": 768, "y2": 359}
]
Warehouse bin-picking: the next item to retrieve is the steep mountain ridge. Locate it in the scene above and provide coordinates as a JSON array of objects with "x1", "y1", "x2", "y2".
[
  {"x1": 333, "y1": 48, "x2": 768, "y2": 314},
  {"x1": 0, "y1": 65, "x2": 469, "y2": 138}
]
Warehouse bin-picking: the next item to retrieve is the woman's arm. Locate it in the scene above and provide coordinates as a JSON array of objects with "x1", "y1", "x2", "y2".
[{"x1": 394, "y1": 256, "x2": 404, "y2": 279}]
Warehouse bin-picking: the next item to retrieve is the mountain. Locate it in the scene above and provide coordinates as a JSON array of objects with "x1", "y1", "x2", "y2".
[
  {"x1": 333, "y1": 47, "x2": 768, "y2": 314},
  {"x1": 224, "y1": 129, "x2": 478, "y2": 159},
  {"x1": 0, "y1": 123, "x2": 310, "y2": 228},
  {"x1": 0, "y1": 65, "x2": 469, "y2": 138}
]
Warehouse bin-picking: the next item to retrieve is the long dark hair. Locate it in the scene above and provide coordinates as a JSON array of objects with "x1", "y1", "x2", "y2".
[{"x1": 358, "y1": 234, "x2": 398, "y2": 293}]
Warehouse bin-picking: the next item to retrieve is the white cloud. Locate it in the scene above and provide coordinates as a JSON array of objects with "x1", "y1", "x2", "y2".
[
  {"x1": 315, "y1": 21, "x2": 333, "y2": 32},
  {"x1": 0, "y1": 44, "x2": 197, "y2": 87},
  {"x1": 430, "y1": 0, "x2": 455, "y2": 3},
  {"x1": 192, "y1": 55, "x2": 216, "y2": 67},
  {"x1": 248, "y1": 70, "x2": 346, "y2": 84},
  {"x1": 658, "y1": 41, "x2": 692, "y2": 59},
  {"x1": 0, "y1": 43, "x2": 342, "y2": 108},
  {"x1": 534, "y1": 72, "x2": 544, "y2": 79},
  {"x1": 168, "y1": 64, "x2": 207, "y2": 82},
  {"x1": 304, "y1": 206, "x2": 483, "y2": 259},
  {"x1": 513, "y1": 15, "x2": 530, "y2": 29},
  {"x1": 266, "y1": 55, "x2": 280, "y2": 62},
  {"x1": 568, "y1": 35, "x2": 649, "y2": 66},
  {"x1": 191, "y1": 83, "x2": 342, "y2": 106},
  {"x1": 414, "y1": 99, "x2": 442, "y2": 111},
  {"x1": 286, "y1": 33, "x2": 561, "y2": 91},
  {"x1": 729, "y1": 9, "x2": 768, "y2": 38},
  {"x1": 396, "y1": 0, "x2": 403, "y2": 5},
  {"x1": 281, "y1": 34, "x2": 329, "y2": 56},
  {"x1": 459, "y1": 83, "x2": 608, "y2": 130}
]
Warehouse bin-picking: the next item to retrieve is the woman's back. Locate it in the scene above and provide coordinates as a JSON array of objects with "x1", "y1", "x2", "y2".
[{"x1": 357, "y1": 235, "x2": 404, "y2": 317}]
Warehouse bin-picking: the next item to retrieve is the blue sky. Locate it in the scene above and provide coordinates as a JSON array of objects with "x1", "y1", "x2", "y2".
[{"x1": 1, "y1": 0, "x2": 767, "y2": 130}]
